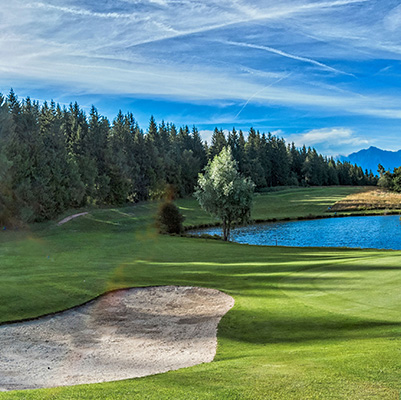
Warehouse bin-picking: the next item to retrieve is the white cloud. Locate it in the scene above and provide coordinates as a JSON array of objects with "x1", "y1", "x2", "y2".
[
  {"x1": 286, "y1": 128, "x2": 370, "y2": 156},
  {"x1": 270, "y1": 129, "x2": 284, "y2": 136},
  {"x1": 199, "y1": 130, "x2": 214, "y2": 144},
  {"x1": 199, "y1": 129, "x2": 231, "y2": 144}
]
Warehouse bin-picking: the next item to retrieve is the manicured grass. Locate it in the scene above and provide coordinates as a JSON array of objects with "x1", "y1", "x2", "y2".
[
  {"x1": 1, "y1": 186, "x2": 401, "y2": 399},
  {"x1": 180, "y1": 186, "x2": 364, "y2": 227}
]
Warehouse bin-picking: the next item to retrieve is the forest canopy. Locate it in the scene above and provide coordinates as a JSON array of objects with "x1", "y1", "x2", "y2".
[{"x1": 0, "y1": 90, "x2": 377, "y2": 225}]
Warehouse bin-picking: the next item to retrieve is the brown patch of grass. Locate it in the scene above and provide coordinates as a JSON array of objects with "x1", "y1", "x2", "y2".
[{"x1": 331, "y1": 187, "x2": 401, "y2": 211}]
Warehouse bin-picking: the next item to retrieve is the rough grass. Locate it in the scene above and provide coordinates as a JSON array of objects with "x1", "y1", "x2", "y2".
[
  {"x1": 331, "y1": 186, "x2": 401, "y2": 211},
  {"x1": 1, "y1": 186, "x2": 401, "y2": 399}
]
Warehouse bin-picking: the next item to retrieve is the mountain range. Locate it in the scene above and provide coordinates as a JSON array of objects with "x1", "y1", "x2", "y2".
[{"x1": 340, "y1": 146, "x2": 401, "y2": 174}]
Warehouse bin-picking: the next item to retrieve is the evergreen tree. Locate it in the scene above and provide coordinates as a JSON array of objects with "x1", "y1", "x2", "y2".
[
  {"x1": 227, "y1": 128, "x2": 239, "y2": 160},
  {"x1": 209, "y1": 128, "x2": 227, "y2": 159},
  {"x1": 288, "y1": 142, "x2": 303, "y2": 185},
  {"x1": 259, "y1": 133, "x2": 272, "y2": 186},
  {"x1": 270, "y1": 135, "x2": 290, "y2": 186},
  {"x1": 237, "y1": 130, "x2": 246, "y2": 173},
  {"x1": 6, "y1": 94, "x2": 42, "y2": 221},
  {"x1": 0, "y1": 94, "x2": 15, "y2": 225},
  {"x1": 38, "y1": 100, "x2": 83, "y2": 215},
  {"x1": 243, "y1": 128, "x2": 266, "y2": 188},
  {"x1": 0, "y1": 89, "x2": 377, "y2": 224},
  {"x1": 131, "y1": 123, "x2": 150, "y2": 201},
  {"x1": 86, "y1": 106, "x2": 111, "y2": 203},
  {"x1": 327, "y1": 158, "x2": 339, "y2": 185},
  {"x1": 158, "y1": 120, "x2": 170, "y2": 153},
  {"x1": 106, "y1": 111, "x2": 139, "y2": 204},
  {"x1": 191, "y1": 126, "x2": 207, "y2": 169}
]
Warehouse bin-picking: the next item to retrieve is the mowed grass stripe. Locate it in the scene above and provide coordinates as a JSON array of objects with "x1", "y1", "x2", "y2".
[{"x1": 1, "y1": 187, "x2": 401, "y2": 399}]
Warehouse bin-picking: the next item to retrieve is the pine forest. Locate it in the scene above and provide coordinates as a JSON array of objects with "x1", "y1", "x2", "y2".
[{"x1": 0, "y1": 91, "x2": 377, "y2": 225}]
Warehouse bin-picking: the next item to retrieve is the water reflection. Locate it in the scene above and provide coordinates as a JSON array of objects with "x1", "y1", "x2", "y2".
[{"x1": 192, "y1": 215, "x2": 401, "y2": 250}]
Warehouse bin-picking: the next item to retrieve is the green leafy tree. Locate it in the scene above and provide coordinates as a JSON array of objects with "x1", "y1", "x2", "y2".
[{"x1": 195, "y1": 147, "x2": 255, "y2": 241}]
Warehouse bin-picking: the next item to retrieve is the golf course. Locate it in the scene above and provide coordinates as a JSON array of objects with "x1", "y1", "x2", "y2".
[{"x1": 1, "y1": 186, "x2": 401, "y2": 399}]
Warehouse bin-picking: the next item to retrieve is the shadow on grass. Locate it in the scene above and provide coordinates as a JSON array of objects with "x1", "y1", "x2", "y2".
[
  {"x1": 219, "y1": 310, "x2": 401, "y2": 346},
  {"x1": 121, "y1": 257, "x2": 401, "y2": 347},
  {"x1": 84, "y1": 307, "x2": 401, "y2": 346}
]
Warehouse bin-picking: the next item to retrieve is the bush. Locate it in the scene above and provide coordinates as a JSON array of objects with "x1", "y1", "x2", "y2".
[{"x1": 156, "y1": 201, "x2": 184, "y2": 234}]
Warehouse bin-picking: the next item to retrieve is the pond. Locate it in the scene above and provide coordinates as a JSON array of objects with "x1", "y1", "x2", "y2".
[{"x1": 190, "y1": 215, "x2": 401, "y2": 250}]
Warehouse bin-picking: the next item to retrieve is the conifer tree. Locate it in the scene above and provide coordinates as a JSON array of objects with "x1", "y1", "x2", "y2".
[
  {"x1": 0, "y1": 94, "x2": 15, "y2": 225},
  {"x1": 209, "y1": 128, "x2": 227, "y2": 159},
  {"x1": 0, "y1": 89, "x2": 377, "y2": 224}
]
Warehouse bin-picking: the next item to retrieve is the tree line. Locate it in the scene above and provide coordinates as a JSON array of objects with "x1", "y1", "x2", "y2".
[
  {"x1": 0, "y1": 90, "x2": 377, "y2": 225},
  {"x1": 377, "y1": 164, "x2": 401, "y2": 192}
]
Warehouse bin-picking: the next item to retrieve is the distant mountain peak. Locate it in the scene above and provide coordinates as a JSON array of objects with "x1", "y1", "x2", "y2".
[{"x1": 340, "y1": 146, "x2": 401, "y2": 174}]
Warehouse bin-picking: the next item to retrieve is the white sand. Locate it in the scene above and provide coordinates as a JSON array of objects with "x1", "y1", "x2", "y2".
[{"x1": 0, "y1": 286, "x2": 234, "y2": 391}]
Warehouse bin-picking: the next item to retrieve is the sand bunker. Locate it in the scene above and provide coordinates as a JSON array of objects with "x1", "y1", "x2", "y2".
[{"x1": 0, "y1": 286, "x2": 234, "y2": 391}]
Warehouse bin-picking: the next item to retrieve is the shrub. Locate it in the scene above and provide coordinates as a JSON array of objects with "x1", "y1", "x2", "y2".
[{"x1": 156, "y1": 201, "x2": 184, "y2": 234}]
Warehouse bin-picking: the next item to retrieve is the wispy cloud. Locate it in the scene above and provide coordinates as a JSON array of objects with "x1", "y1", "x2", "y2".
[
  {"x1": 384, "y1": 4, "x2": 401, "y2": 31},
  {"x1": 26, "y1": 3, "x2": 143, "y2": 20},
  {"x1": 1, "y1": 0, "x2": 401, "y2": 149}
]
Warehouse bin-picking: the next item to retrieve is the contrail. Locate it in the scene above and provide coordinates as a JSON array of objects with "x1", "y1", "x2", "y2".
[
  {"x1": 225, "y1": 40, "x2": 354, "y2": 77},
  {"x1": 234, "y1": 72, "x2": 293, "y2": 120}
]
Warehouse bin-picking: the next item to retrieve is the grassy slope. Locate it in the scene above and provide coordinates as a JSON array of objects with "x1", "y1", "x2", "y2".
[
  {"x1": 181, "y1": 186, "x2": 364, "y2": 226},
  {"x1": 1, "y1": 186, "x2": 401, "y2": 399}
]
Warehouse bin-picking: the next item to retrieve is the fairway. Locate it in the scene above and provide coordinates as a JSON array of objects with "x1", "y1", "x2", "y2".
[
  {"x1": 1, "y1": 187, "x2": 401, "y2": 399},
  {"x1": 283, "y1": 257, "x2": 401, "y2": 321}
]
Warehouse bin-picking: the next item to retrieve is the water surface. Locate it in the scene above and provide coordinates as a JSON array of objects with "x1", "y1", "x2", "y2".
[{"x1": 192, "y1": 215, "x2": 401, "y2": 250}]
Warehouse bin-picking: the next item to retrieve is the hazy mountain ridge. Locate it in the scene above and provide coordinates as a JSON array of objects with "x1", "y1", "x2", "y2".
[{"x1": 340, "y1": 146, "x2": 401, "y2": 174}]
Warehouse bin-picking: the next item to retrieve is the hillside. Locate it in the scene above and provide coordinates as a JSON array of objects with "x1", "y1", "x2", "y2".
[{"x1": 340, "y1": 146, "x2": 401, "y2": 174}]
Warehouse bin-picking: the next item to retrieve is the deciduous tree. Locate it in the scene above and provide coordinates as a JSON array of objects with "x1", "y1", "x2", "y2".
[{"x1": 195, "y1": 147, "x2": 254, "y2": 241}]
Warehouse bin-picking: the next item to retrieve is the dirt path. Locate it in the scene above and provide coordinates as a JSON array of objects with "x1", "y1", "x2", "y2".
[
  {"x1": 57, "y1": 212, "x2": 88, "y2": 226},
  {"x1": 0, "y1": 286, "x2": 234, "y2": 391}
]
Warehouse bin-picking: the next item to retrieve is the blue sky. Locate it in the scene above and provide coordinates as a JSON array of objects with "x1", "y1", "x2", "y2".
[{"x1": 1, "y1": 0, "x2": 401, "y2": 156}]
